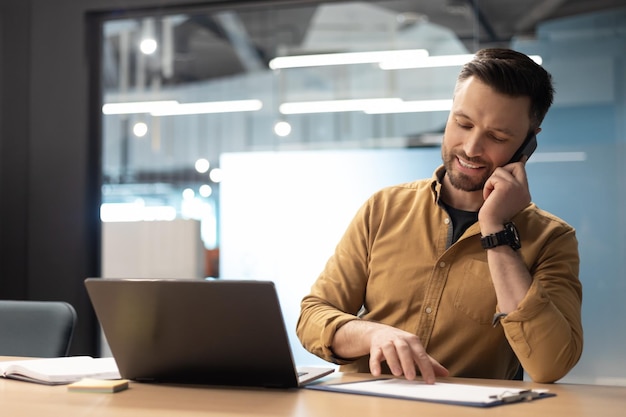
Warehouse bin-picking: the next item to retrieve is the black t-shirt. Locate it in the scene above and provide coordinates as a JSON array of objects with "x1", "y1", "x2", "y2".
[{"x1": 441, "y1": 202, "x2": 479, "y2": 244}]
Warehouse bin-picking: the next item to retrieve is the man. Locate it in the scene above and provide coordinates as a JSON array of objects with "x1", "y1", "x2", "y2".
[{"x1": 296, "y1": 48, "x2": 583, "y2": 384}]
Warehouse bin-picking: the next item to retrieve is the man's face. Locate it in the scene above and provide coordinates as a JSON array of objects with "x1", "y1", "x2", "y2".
[{"x1": 441, "y1": 77, "x2": 532, "y2": 192}]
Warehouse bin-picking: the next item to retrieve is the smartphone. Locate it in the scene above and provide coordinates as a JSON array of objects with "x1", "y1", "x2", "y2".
[{"x1": 507, "y1": 132, "x2": 537, "y2": 164}]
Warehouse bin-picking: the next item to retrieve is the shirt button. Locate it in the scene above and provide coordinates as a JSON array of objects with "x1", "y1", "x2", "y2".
[
  {"x1": 425, "y1": 307, "x2": 433, "y2": 314},
  {"x1": 444, "y1": 218, "x2": 450, "y2": 225},
  {"x1": 439, "y1": 261, "x2": 446, "y2": 268}
]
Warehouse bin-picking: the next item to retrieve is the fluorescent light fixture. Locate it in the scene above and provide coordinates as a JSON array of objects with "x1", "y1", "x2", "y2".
[
  {"x1": 100, "y1": 202, "x2": 177, "y2": 222},
  {"x1": 102, "y1": 100, "x2": 178, "y2": 115},
  {"x1": 280, "y1": 98, "x2": 451, "y2": 115},
  {"x1": 270, "y1": 50, "x2": 541, "y2": 70},
  {"x1": 380, "y1": 54, "x2": 543, "y2": 70},
  {"x1": 102, "y1": 99, "x2": 262, "y2": 116},
  {"x1": 150, "y1": 99, "x2": 263, "y2": 116},
  {"x1": 279, "y1": 98, "x2": 403, "y2": 114},
  {"x1": 379, "y1": 54, "x2": 474, "y2": 70},
  {"x1": 364, "y1": 99, "x2": 453, "y2": 114},
  {"x1": 269, "y1": 49, "x2": 428, "y2": 69}
]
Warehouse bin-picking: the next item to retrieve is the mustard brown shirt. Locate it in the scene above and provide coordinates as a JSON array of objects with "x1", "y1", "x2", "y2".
[{"x1": 297, "y1": 166, "x2": 583, "y2": 383}]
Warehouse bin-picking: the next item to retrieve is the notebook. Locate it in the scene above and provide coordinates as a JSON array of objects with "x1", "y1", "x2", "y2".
[{"x1": 84, "y1": 278, "x2": 334, "y2": 388}]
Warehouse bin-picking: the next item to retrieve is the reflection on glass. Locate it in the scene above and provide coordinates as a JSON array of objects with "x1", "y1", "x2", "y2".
[{"x1": 100, "y1": 1, "x2": 475, "y2": 255}]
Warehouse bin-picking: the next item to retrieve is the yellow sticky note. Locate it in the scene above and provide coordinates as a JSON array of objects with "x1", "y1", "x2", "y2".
[{"x1": 67, "y1": 378, "x2": 129, "y2": 393}]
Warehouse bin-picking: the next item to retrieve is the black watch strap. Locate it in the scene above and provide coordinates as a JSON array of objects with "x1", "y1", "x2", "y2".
[{"x1": 480, "y1": 222, "x2": 521, "y2": 250}]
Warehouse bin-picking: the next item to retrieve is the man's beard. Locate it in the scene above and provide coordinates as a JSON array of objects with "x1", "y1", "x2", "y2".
[{"x1": 442, "y1": 147, "x2": 490, "y2": 192}]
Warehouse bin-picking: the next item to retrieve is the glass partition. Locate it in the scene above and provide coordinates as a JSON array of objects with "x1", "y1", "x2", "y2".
[
  {"x1": 100, "y1": 1, "x2": 482, "y2": 256},
  {"x1": 98, "y1": 1, "x2": 626, "y2": 385}
]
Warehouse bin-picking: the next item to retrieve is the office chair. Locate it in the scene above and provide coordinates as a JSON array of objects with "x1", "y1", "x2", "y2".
[{"x1": 0, "y1": 300, "x2": 77, "y2": 357}]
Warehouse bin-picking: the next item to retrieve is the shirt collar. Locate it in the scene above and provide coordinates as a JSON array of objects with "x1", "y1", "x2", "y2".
[{"x1": 430, "y1": 165, "x2": 446, "y2": 205}]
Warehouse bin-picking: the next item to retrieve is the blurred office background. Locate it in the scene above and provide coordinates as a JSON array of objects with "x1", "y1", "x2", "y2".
[{"x1": 1, "y1": 0, "x2": 625, "y2": 385}]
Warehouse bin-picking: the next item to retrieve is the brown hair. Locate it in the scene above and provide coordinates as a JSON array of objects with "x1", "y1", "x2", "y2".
[{"x1": 456, "y1": 48, "x2": 554, "y2": 130}]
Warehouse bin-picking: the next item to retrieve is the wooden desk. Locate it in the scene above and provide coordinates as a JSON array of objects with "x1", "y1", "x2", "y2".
[{"x1": 1, "y1": 361, "x2": 624, "y2": 416}]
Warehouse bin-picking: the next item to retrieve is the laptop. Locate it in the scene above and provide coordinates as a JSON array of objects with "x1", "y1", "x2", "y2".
[{"x1": 84, "y1": 278, "x2": 334, "y2": 388}]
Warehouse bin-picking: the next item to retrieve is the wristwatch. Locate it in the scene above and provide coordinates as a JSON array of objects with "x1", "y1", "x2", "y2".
[{"x1": 480, "y1": 222, "x2": 521, "y2": 250}]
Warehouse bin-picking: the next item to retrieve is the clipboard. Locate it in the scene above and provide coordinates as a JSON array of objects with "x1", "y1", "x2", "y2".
[{"x1": 306, "y1": 378, "x2": 555, "y2": 408}]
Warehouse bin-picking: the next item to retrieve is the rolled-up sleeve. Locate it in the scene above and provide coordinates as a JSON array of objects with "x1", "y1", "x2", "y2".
[{"x1": 501, "y1": 226, "x2": 583, "y2": 383}]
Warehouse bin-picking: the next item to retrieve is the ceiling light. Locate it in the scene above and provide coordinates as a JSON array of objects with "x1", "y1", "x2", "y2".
[
  {"x1": 209, "y1": 168, "x2": 223, "y2": 183},
  {"x1": 274, "y1": 121, "x2": 292, "y2": 137},
  {"x1": 132, "y1": 122, "x2": 148, "y2": 137},
  {"x1": 364, "y1": 99, "x2": 453, "y2": 114},
  {"x1": 269, "y1": 49, "x2": 428, "y2": 69},
  {"x1": 195, "y1": 158, "x2": 210, "y2": 173},
  {"x1": 140, "y1": 38, "x2": 158, "y2": 55},
  {"x1": 102, "y1": 99, "x2": 263, "y2": 116},
  {"x1": 279, "y1": 98, "x2": 403, "y2": 114},
  {"x1": 380, "y1": 54, "x2": 543, "y2": 70},
  {"x1": 150, "y1": 99, "x2": 263, "y2": 116},
  {"x1": 199, "y1": 184, "x2": 213, "y2": 198},
  {"x1": 279, "y1": 98, "x2": 452, "y2": 115},
  {"x1": 102, "y1": 100, "x2": 178, "y2": 115}
]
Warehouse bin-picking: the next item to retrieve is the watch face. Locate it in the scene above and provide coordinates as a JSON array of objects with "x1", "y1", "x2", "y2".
[{"x1": 504, "y1": 222, "x2": 521, "y2": 250}]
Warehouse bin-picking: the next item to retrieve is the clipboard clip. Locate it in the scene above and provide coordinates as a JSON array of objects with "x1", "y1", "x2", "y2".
[{"x1": 489, "y1": 389, "x2": 542, "y2": 403}]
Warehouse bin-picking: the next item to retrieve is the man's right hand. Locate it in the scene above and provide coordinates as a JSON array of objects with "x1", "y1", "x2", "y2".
[{"x1": 332, "y1": 320, "x2": 449, "y2": 384}]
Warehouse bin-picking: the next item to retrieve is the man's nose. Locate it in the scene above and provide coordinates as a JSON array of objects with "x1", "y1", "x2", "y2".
[{"x1": 463, "y1": 132, "x2": 485, "y2": 158}]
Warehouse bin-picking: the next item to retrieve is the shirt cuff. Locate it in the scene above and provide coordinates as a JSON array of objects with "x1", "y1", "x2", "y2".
[
  {"x1": 502, "y1": 278, "x2": 550, "y2": 323},
  {"x1": 320, "y1": 315, "x2": 359, "y2": 364}
]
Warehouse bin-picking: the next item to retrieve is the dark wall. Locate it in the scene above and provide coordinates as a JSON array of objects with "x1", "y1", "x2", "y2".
[
  {"x1": 0, "y1": 0, "x2": 221, "y2": 356},
  {"x1": 0, "y1": 1, "x2": 31, "y2": 300}
]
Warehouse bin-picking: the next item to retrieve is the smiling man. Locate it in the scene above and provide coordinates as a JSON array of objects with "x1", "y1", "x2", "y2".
[{"x1": 297, "y1": 49, "x2": 583, "y2": 384}]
